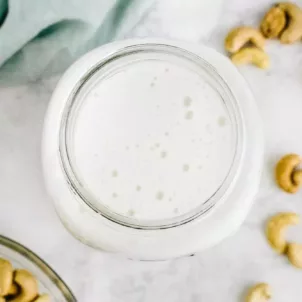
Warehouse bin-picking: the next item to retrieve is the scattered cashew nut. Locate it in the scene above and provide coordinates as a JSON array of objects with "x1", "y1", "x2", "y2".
[
  {"x1": 275, "y1": 153, "x2": 302, "y2": 193},
  {"x1": 277, "y1": 2, "x2": 302, "y2": 44},
  {"x1": 266, "y1": 212, "x2": 300, "y2": 254},
  {"x1": 225, "y1": 26, "x2": 265, "y2": 53},
  {"x1": 226, "y1": 3, "x2": 302, "y2": 68},
  {"x1": 0, "y1": 259, "x2": 13, "y2": 296},
  {"x1": 245, "y1": 283, "x2": 271, "y2": 302},
  {"x1": 287, "y1": 243, "x2": 302, "y2": 269},
  {"x1": 261, "y1": 6, "x2": 286, "y2": 38},
  {"x1": 10, "y1": 269, "x2": 38, "y2": 302},
  {"x1": 231, "y1": 47, "x2": 270, "y2": 69}
]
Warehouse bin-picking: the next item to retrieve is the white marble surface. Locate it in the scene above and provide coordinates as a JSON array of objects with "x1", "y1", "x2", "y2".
[{"x1": 1, "y1": 0, "x2": 302, "y2": 301}]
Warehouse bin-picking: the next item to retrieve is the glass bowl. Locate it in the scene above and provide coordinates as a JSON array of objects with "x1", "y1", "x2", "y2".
[
  {"x1": 0, "y1": 235, "x2": 76, "y2": 301},
  {"x1": 43, "y1": 39, "x2": 263, "y2": 260}
]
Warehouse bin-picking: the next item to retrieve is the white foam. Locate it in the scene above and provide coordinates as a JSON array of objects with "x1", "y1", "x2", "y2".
[{"x1": 72, "y1": 60, "x2": 233, "y2": 221}]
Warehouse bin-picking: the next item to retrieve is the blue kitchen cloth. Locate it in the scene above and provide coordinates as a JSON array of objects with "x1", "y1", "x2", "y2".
[{"x1": 0, "y1": 0, "x2": 153, "y2": 85}]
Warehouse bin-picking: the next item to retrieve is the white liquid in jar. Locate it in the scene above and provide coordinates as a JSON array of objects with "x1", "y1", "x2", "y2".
[{"x1": 71, "y1": 60, "x2": 234, "y2": 222}]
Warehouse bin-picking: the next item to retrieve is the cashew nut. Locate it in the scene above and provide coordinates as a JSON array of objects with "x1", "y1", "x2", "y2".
[
  {"x1": 231, "y1": 47, "x2": 270, "y2": 69},
  {"x1": 245, "y1": 283, "x2": 271, "y2": 302},
  {"x1": 293, "y1": 170, "x2": 302, "y2": 186},
  {"x1": 287, "y1": 243, "x2": 302, "y2": 269},
  {"x1": 225, "y1": 26, "x2": 265, "y2": 53},
  {"x1": 7, "y1": 283, "x2": 18, "y2": 296},
  {"x1": 261, "y1": 6, "x2": 286, "y2": 38},
  {"x1": 33, "y1": 294, "x2": 50, "y2": 302},
  {"x1": 10, "y1": 270, "x2": 38, "y2": 302},
  {"x1": 266, "y1": 212, "x2": 300, "y2": 254},
  {"x1": 277, "y1": 2, "x2": 302, "y2": 44},
  {"x1": 0, "y1": 259, "x2": 13, "y2": 296},
  {"x1": 275, "y1": 153, "x2": 302, "y2": 193}
]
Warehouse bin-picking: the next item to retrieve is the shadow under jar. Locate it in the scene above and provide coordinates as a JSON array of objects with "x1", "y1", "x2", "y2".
[{"x1": 42, "y1": 39, "x2": 263, "y2": 261}]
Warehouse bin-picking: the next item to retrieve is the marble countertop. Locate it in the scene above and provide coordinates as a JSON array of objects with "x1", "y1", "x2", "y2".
[{"x1": 1, "y1": 0, "x2": 302, "y2": 301}]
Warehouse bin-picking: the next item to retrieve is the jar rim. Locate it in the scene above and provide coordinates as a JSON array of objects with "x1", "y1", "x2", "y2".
[{"x1": 58, "y1": 42, "x2": 245, "y2": 230}]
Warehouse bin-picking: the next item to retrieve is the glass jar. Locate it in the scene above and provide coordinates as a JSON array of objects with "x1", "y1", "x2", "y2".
[{"x1": 42, "y1": 39, "x2": 263, "y2": 261}]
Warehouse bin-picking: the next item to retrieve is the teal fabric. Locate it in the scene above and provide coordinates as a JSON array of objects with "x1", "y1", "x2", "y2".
[{"x1": 0, "y1": 0, "x2": 153, "y2": 84}]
